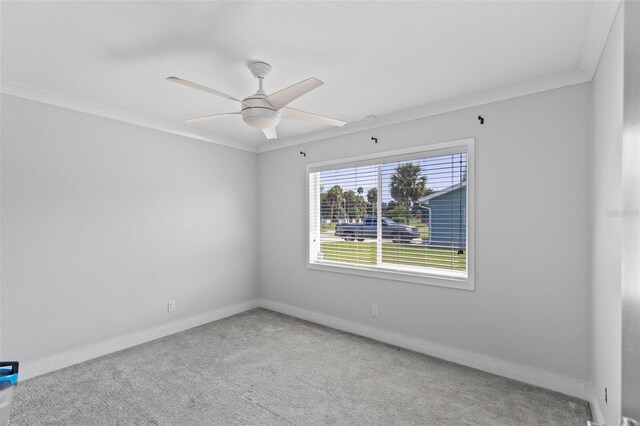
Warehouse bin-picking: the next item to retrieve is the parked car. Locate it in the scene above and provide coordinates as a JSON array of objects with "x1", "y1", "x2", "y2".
[{"x1": 335, "y1": 216, "x2": 420, "y2": 243}]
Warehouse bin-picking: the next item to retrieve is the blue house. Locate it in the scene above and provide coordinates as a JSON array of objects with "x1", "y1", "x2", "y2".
[{"x1": 417, "y1": 182, "x2": 467, "y2": 249}]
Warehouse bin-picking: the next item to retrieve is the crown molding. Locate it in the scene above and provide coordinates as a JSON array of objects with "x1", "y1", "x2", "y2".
[
  {"x1": 0, "y1": 81, "x2": 258, "y2": 153},
  {"x1": 1, "y1": 1, "x2": 618, "y2": 156},
  {"x1": 257, "y1": 69, "x2": 591, "y2": 153},
  {"x1": 2, "y1": 66, "x2": 595, "y2": 156},
  {"x1": 578, "y1": 0, "x2": 621, "y2": 80}
]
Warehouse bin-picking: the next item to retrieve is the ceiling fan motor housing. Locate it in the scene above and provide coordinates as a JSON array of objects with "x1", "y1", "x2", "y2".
[{"x1": 241, "y1": 94, "x2": 281, "y2": 129}]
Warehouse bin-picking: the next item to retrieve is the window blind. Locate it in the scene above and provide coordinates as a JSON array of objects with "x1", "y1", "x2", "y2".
[{"x1": 309, "y1": 148, "x2": 468, "y2": 281}]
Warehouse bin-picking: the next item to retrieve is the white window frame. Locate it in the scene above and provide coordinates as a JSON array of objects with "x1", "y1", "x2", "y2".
[{"x1": 306, "y1": 138, "x2": 475, "y2": 291}]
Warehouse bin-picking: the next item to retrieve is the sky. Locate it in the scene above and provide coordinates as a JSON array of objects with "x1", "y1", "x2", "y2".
[{"x1": 318, "y1": 153, "x2": 467, "y2": 203}]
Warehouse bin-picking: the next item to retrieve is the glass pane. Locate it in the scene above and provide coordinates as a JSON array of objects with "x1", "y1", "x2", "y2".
[
  {"x1": 315, "y1": 165, "x2": 378, "y2": 266},
  {"x1": 310, "y1": 150, "x2": 468, "y2": 278},
  {"x1": 380, "y1": 153, "x2": 467, "y2": 273}
]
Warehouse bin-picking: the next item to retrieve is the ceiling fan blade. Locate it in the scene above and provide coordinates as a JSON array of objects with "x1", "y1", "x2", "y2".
[
  {"x1": 262, "y1": 127, "x2": 277, "y2": 140},
  {"x1": 167, "y1": 76, "x2": 242, "y2": 103},
  {"x1": 264, "y1": 77, "x2": 323, "y2": 110},
  {"x1": 184, "y1": 112, "x2": 240, "y2": 124},
  {"x1": 281, "y1": 107, "x2": 346, "y2": 127}
]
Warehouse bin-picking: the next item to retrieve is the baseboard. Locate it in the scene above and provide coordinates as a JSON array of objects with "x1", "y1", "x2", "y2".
[
  {"x1": 586, "y1": 383, "x2": 605, "y2": 424},
  {"x1": 259, "y1": 298, "x2": 590, "y2": 401},
  {"x1": 19, "y1": 297, "x2": 592, "y2": 405},
  {"x1": 20, "y1": 299, "x2": 260, "y2": 381}
]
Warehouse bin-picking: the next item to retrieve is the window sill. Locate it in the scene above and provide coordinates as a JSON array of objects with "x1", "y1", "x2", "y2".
[{"x1": 307, "y1": 261, "x2": 474, "y2": 291}]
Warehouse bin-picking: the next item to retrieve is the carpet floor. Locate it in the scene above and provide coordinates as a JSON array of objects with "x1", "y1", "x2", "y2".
[{"x1": 10, "y1": 308, "x2": 591, "y2": 425}]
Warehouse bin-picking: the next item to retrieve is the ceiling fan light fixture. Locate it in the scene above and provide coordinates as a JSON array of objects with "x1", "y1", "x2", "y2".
[{"x1": 241, "y1": 107, "x2": 281, "y2": 129}]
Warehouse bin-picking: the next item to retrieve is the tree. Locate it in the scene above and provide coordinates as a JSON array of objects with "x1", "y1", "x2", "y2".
[
  {"x1": 320, "y1": 191, "x2": 328, "y2": 219},
  {"x1": 366, "y1": 188, "x2": 377, "y2": 204},
  {"x1": 366, "y1": 187, "x2": 378, "y2": 216},
  {"x1": 343, "y1": 190, "x2": 367, "y2": 221},
  {"x1": 390, "y1": 163, "x2": 430, "y2": 207},
  {"x1": 325, "y1": 185, "x2": 343, "y2": 220}
]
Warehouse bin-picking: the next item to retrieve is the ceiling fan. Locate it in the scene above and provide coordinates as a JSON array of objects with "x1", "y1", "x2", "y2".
[{"x1": 167, "y1": 61, "x2": 346, "y2": 140}]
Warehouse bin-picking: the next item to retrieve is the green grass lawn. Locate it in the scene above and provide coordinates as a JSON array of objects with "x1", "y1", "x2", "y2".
[
  {"x1": 319, "y1": 241, "x2": 466, "y2": 271},
  {"x1": 321, "y1": 222, "x2": 337, "y2": 232},
  {"x1": 408, "y1": 218, "x2": 429, "y2": 239}
]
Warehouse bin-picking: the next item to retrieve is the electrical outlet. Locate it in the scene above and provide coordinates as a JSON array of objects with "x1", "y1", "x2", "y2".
[
  {"x1": 605, "y1": 387, "x2": 608, "y2": 405},
  {"x1": 167, "y1": 300, "x2": 176, "y2": 313},
  {"x1": 371, "y1": 304, "x2": 379, "y2": 317}
]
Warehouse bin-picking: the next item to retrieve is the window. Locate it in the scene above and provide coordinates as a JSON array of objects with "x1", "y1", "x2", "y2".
[{"x1": 307, "y1": 139, "x2": 474, "y2": 290}]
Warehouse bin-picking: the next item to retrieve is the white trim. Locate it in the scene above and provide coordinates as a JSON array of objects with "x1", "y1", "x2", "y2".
[
  {"x1": 306, "y1": 139, "x2": 471, "y2": 173},
  {"x1": 578, "y1": 0, "x2": 622, "y2": 80},
  {"x1": 466, "y1": 139, "x2": 476, "y2": 289},
  {"x1": 18, "y1": 299, "x2": 260, "y2": 381},
  {"x1": 307, "y1": 262, "x2": 472, "y2": 290},
  {"x1": 2, "y1": 66, "x2": 602, "y2": 156},
  {"x1": 376, "y1": 163, "x2": 383, "y2": 265},
  {"x1": 306, "y1": 138, "x2": 474, "y2": 290},
  {"x1": 0, "y1": 81, "x2": 258, "y2": 153},
  {"x1": 16, "y1": 297, "x2": 593, "y2": 405},
  {"x1": 258, "y1": 70, "x2": 590, "y2": 153},
  {"x1": 259, "y1": 299, "x2": 590, "y2": 401},
  {"x1": 587, "y1": 383, "x2": 605, "y2": 424}
]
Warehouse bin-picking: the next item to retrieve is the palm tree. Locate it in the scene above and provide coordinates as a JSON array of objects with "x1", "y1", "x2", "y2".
[
  {"x1": 343, "y1": 190, "x2": 367, "y2": 221},
  {"x1": 390, "y1": 163, "x2": 429, "y2": 207},
  {"x1": 326, "y1": 185, "x2": 343, "y2": 220},
  {"x1": 366, "y1": 188, "x2": 378, "y2": 216},
  {"x1": 366, "y1": 188, "x2": 377, "y2": 204}
]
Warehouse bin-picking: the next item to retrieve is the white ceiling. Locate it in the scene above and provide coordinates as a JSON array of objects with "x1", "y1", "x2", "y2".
[{"x1": 1, "y1": 1, "x2": 618, "y2": 152}]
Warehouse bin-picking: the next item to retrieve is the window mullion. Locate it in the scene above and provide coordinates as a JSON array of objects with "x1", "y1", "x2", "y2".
[
  {"x1": 309, "y1": 172, "x2": 320, "y2": 262},
  {"x1": 376, "y1": 163, "x2": 382, "y2": 266}
]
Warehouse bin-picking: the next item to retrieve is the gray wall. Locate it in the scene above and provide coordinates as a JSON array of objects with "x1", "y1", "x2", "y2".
[
  {"x1": 0, "y1": 95, "x2": 259, "y2": 364},
  {"x1": 258, "y1": 83, "x2": 592, "y2": 382},
  {"x1": 590, "y1": 4, "x2": 623, "y2": 424},
  {"x1": 1, "y1": 80, "x2": 596, "y2": 395}
]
